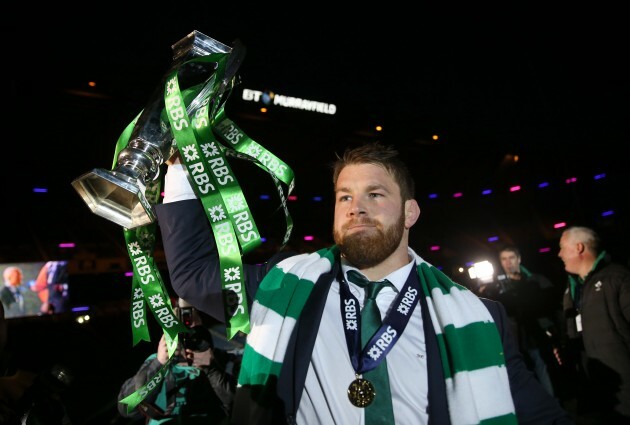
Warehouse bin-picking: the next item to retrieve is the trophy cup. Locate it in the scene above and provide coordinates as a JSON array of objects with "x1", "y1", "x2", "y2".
[{"x1": 72, "y1": 31, "x2": 243, "y2": 229}]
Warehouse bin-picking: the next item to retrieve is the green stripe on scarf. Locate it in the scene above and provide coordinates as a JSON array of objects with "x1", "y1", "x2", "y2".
[
  {"x1": 438, "y1": 321, "x2": 507, "y2": 378},
  {"x1": 239, "y1": 344, "x2": 283, "y2": 386},
  {"x1": 417, "y1": 262, "x2": 507, "y2": 378},
  {"x1": 238, "y1": 246, "x2": 517, "y2": 424},
  {"x1": 481, "y1": 414, "x2": 520, "y2": 425},
  {"x1": 254, "y1": 267, "x2": 314, "y2": 319}
]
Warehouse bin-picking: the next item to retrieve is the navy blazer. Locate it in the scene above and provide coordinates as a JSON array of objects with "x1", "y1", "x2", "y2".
[{"x1": 156, "y1": 200, "x2": 573, "y2": 425}]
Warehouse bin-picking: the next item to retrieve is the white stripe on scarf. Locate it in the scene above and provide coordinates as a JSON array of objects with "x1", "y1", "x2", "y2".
[{"x1": 248, "y1": 252, "x2": 328, "y2": 363}]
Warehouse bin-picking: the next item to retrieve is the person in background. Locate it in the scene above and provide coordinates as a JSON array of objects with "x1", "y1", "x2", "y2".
[
  {"x1": 117, "y1": 299, "x2": 236, "y2": 425},
  {"x1": 32, "y1": 261, "x2": 70, "y2": 315},
  {"x1": 155, "y1": 142, "x2": 573, "y2": 424},
  {"x1": 477, "y1": 245, "x2": 560, "y2": 397},
  {"x1": 0, "y1": 298, "x2": 72, "y2": 425},
  {"x1": 1, "y1": 267, "x2": 40, "y2": 319},
  {"x1": 0, "y1": 301, "x2": 37, "y2": 424},
  {"x1": 557, "y1": 226, "x2": 630, "y2": 424}
]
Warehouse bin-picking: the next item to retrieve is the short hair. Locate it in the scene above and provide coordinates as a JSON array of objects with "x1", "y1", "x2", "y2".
[
  {"x1": 2, "y1": 266, "x2": 23, "y2": 281},
  {"x1": 331, "y1": 142, "x2": 416, "y2": 201},
  {"x1": 499, "y1": 245, "x2": 521, "y2": 258},
  {"x1": 563, "y1": 226, "x2": 601, "y2": 255}
]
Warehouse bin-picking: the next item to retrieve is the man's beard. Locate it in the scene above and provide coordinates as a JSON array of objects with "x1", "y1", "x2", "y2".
[{"x1": 334, "y1": 210, "x2": 405, "y2": 269}]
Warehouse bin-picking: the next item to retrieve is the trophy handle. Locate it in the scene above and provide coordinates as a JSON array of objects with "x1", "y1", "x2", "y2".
[{"x1": 71, "y1": 168, "x2": 155, "y2": 229}]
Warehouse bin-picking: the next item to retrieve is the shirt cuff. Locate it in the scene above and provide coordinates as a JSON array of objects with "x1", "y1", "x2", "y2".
[{"x1": 163, "y1": 164, "x2": 197, "y2": 203}]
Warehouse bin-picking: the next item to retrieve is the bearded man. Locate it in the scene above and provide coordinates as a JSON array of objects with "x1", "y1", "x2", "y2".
[{"x1": 156, "y1": 142, "x2": 572, "y2": 425}]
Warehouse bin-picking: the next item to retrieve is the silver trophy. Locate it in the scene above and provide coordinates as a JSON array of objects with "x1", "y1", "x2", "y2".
[{"x1": 72, "y1": 30, "x2": 244, "y2": 229}]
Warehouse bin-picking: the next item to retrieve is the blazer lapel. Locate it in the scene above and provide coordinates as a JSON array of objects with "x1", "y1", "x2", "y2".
[
  {"x1": 277, "y1": 261, "x2": 339, "y2": 417},
  {"x1": 415, "y1": 269, "x2": 450, "y2": 424}
]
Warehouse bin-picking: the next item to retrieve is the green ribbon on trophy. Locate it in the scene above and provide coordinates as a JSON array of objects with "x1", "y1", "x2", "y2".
[
  {"x1": 163, "y1": 53, "x2": 294, "y2": 339},
  {"x1": 107, "y1": 113, "x2": 188, "y2": 345},
  {"x1": 113, "y1": 116, "x2": 190, "y2": 412},
  {"x1": 69, "y1": 30, "x2": 297, "y2": 413},
  {"x1": 165, "y1": 54, "x2": 250, "y2": 340},
  {"x1": 213, "y1": 109, "x2": 294, "y2": 246},
  {"x1": 172, "y1": 87, "x2": 295, "y2": 247}
]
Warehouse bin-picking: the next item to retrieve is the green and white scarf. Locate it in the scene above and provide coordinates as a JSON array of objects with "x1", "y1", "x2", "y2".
[{"x1": 239, "y1": 246, "x2": 517, "y2": 424}]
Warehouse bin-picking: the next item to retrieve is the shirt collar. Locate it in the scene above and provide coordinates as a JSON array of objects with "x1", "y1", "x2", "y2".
[{"x1": 340, "y1": 252, "x2": 416, "y2": 293}]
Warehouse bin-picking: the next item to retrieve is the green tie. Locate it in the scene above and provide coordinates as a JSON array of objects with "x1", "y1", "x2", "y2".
[{"x1": 347, "y1": 270, "x2": 395, "y2": 425}]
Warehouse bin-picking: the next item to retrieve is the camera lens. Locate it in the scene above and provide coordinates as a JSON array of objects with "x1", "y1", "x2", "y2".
[{"x1": 183, "y1": 325, "x2": 214, "y2": 352}]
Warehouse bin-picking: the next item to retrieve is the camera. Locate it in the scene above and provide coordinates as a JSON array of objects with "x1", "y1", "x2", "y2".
[
  {"x1": 178, "y1": 306, "x2": 213, "y2": 352},
  {"x1": 179, "y1": 306, "x2": 194, "y2": 328},
  {"x1": 182, "y1": 325, "x2": 214, "y2": 352}
]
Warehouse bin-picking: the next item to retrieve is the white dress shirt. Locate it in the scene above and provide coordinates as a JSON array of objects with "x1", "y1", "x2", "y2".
[{"x1": 298, "y1": 258, "x2": 428, "y2": 425}]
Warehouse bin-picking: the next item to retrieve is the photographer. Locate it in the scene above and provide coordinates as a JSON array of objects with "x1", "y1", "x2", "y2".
[{"x1": 117, "y1": 299, "x2": 236, "y2": 425}]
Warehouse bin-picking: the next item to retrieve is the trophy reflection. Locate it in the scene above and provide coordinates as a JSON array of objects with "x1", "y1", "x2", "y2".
[{"x1": 72, "y1": 30, "x2": 241, "y2": 229}]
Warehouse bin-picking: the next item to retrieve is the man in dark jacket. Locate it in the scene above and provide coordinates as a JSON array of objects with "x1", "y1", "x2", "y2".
[
  {"x1": 157, "y1": 142, "x2": 572, "y2": 424},
  {"x1": 478, "y1": 245, "x2": 560, "y2": 396},
  {"x1": 558, "y1": 226, "x2": 630, "y2": 424},
  {"x1": 1, "y1": 266, "x2": 40, "y2": 319}
]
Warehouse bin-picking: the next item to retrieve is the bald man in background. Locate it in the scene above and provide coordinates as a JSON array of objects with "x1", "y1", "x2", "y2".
[{"x1": 558, "y1": 226, "x2": 630, "y2": 424}]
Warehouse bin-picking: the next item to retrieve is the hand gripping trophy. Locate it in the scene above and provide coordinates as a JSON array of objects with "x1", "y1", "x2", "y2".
[{"x1": 72, "y1": 30, "x2": 244, "y2": 229}]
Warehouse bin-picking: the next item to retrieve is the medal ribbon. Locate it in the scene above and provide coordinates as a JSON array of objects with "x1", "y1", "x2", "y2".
[{"x1": 339, "y1": 270, "x2": 420, "y2": 374}]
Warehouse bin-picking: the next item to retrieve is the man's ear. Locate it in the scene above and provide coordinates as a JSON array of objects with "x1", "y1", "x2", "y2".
[
  {"x1": 577, "y1": 242, "x2": 586, "y2": 254},
  {"x1": 404, "y1": 199, "x2": 421, "y2": 228}
]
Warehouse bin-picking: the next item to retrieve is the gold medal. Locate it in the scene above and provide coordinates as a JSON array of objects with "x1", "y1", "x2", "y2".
[{"x1": 347, "y1": 376, "x2": 375, "y2": 407}]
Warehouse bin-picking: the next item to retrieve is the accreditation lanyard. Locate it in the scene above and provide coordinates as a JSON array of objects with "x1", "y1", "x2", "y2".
[{"x1": 338, "y1": 269, "x2": 420, "y2": 374}]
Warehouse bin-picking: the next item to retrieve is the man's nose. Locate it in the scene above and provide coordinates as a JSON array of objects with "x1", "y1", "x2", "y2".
[{"x1": 348, "y1": 198, "x2": 366, "y2": 215}]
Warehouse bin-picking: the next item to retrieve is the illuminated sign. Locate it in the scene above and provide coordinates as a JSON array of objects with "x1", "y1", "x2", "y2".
[{"x1": 242, "y1": 89, "x2": 336, "y2": 115}]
